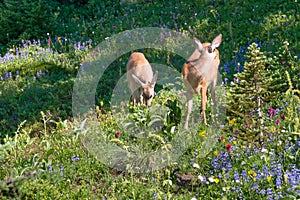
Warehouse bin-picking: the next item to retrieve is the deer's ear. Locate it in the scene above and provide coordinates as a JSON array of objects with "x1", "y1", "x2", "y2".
[
  {"x1": 211, "y1": 34, "x2": 222, "y2": 49},
  {"x1": 132, "y1": 74, "x2": 145, "y2": 86},
  {"x1": 151, "y1": 71, "x2": 158, "y2": 85},
  {"x1": 194, "y1": 38, "x2": 203, "y2": 52}
]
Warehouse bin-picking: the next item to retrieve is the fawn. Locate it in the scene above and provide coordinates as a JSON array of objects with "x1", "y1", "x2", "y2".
[
  {"x1": 126, "y1": 52, "x2": 158, "y2": 106},
  {"x1": 182, "y1": 34, "x2": 222, "y2": 129}
]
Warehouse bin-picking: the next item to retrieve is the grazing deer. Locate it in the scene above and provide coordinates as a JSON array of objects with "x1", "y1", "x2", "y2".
[
  {"x1": 126, "y1": 52, "x2": 158, "y2": 106},
  {"x1": 182, "y1": 34, "x2": 222, "y2": 129}
]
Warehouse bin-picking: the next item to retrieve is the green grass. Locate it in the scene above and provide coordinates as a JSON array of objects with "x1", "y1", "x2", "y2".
[{"x1": 0, "y1": 0, "x2": 299, "y2": 199}]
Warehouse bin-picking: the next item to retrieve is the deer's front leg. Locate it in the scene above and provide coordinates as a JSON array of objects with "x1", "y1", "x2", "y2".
[
  {"x1": 201, "y1": 82, "x2": 208, "y2": 125},
  {"x1": 184, "y1": 91, "x2": 193, "y2": 129}
]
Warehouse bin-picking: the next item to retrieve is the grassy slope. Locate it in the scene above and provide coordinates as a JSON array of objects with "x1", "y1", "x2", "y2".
[{"x1": 0, "y1": 0, "x2": 299, "y2": 199}]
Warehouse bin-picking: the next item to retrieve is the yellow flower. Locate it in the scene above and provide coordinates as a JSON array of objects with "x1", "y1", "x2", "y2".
[
  {"x1": 284, "y1": 174, "x2": 288, "y2": 183},
  {"x1": 198, "y1": 130, "x2": 206, "y2": 137},
  {"x1": 215, "y1": 178, "x2": 220, "y2": 184},
  {"x1": 248, "y1": 170, "x2": 253, "y2": 175},
  {"x1": 233, "y1": 140, "x2": 237, "y2": 145},
  {"x1": 267, "y1": 176, "x2": 272, "y2": 182},
  {"x1": 253, "y1": 177, "x2": 256, "y2": 181},
  {"x1": 75, "y1": 66, "x2": 79, "y2": 69},
  {"x1": 253, "y1": 172, "x2": 257, "y2": 177},
  {"x1": 270, "y1": 126, "x2": 276, "y2": 132},
  {"x1": 226, "y1": 91, "x2": 230, "y2": 95},
  {"x1": 214, "y1": 151, "x2": 220, "y2": 157},
  {"x1": 229, "y1": 118, "x2": 236, "y2": 125}
]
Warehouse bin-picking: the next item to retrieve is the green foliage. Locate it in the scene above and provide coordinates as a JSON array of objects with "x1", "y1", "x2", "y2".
[
  {"x1": 0, "y1": 0, "x2": 56, "y2": 46},
  {"x1": 0, "y1": 0, "x2": 299, "y2": 199}
]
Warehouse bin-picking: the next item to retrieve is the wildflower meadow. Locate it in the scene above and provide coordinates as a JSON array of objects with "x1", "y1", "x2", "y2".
[{"x1": 0, "y1": 0, "x2": 299, "y2": 199}]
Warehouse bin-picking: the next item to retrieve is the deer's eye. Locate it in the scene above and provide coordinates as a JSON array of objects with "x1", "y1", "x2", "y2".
[{"x1": 208, "y1": 46, "x2": 213, "y2": 53}]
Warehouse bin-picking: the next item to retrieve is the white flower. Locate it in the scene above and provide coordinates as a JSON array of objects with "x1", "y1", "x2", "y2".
[
  {"x1": 193, "y1": 163, "x2": 200, "y2": 169},
  {"x1": 261, "y1": 148, "x2": 268, "y2": 153},
  {"x1": 208, "y1": 176, "x2": 215, "y2": 183},
  {"x1": 198, "y1": 175, "x2": 204, "y2": 182},
  {"x1": 191, "y1": 197, "x2": 197, "y2": 200},
  {"x1": 167, "y1": 180, "x2": 172, "y2": 186}
]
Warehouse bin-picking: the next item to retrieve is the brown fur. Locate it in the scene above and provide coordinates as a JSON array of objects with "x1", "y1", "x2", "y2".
[
  {"x1": 126, "y1": 52, "x2": 158, "y2": 106},
  {"x1": 183, "y1": 35, "x2": 222, "y2": 129}
]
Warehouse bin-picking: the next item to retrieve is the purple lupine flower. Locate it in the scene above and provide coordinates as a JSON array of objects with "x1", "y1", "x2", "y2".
[
  {"x1": 4, "y1": 71, "x2": 9, "y2": 80},
  {"x1": 152, "y1": 192, "x2": 157, "y2": 199},
  {"x1": 48, "y1": 164, "x2": 53, "y2": 172},
  {"x1": 71, "y1": 155, "x2": 80, "y2": 162},
  {"x1": 234, "y1": 171, "x2": 240, "y2": 182},
  {"x1": 266, "y1": 188, "x2": 274, "y2": 199},
  {"x1": 59, "y1": 165, "x2": 64, "y2": 176},
  {"x1": 276, "y1": 176, "x2": 282, "y2": 189},
  {"x1": 190, "y1": 158, "x2": 194, "y2": 165}
]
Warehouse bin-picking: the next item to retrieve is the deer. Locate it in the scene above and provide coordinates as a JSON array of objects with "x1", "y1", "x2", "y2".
[
  {"x1": 126, "y1": 52, "x2": 158, "y2": 106},
  {"x1": 182, "y1": 34, "x2": 222, "y2": 129}
]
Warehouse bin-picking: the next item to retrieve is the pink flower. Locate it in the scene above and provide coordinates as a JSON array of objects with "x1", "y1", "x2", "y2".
[
  {"x1": 225, "y1": 143, "x2": 231, "y2": 151},
  {"x1": 276, "y1": 118, "x2": 280, "y2": 124},
  {"x1": 221, "y1": 135, "x2": 225, "y2": 141},
  {"x1": 280, "y1": 113, "x2": 285, "y2": 120},
  {"x1": 115, "y1": 131, "x2": 121, "y2": 138},
  {"x1": 181, "y1": 91, "x2": 185, "y2": 98},
  {"x1": 268, "y1": 106, "x2": 276, "y2": 117}
]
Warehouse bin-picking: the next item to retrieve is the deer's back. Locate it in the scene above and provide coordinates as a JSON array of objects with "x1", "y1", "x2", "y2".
[{"x1": 127, "y1": 52, "x2": 153, "y2": 83}]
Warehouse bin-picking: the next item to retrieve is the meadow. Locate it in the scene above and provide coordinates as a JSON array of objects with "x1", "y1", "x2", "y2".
[{"x1": 0, "y1": 0, "x2": 299, "y2": 199}]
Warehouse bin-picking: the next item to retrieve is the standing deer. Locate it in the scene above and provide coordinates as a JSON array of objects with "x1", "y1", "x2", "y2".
[
  {"x1": 182, "y1": 34, "x2": 222, "y2": 129},
  {"x1": 127, "y1": 52, "x2": 158, "y2": 106}
]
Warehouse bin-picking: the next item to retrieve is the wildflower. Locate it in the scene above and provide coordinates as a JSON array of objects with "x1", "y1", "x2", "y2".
[
  {"x1": 235, "y1": 128, "x2": 239, "y2": 134},
  {"x1": 229, "y1": 118, "x2": 236, "y2": 125},
  {"x1": 214, "y1": 151, "x2": 220, "y2": 157},
  {"x1": 193, "y1": 163, "x2": 200, "y2": 169},
  {"x1": 48, "y1": 165, "x2": 53, "y2": 172},
  {"x1": 152, "y1": 192, "x2": 157, "y2": 199},
  {"x1": 198, "y1": 130, "x2": 206, "y2": 138},
  {"x1": 71, "y1": 155, "x2": 80, "y2": 162},
  {"x1": 280, "y1": 113, "x2": 285, "y2": 120},
  {"x1": 233, "y1": 140, "x2": 237, "y2": 145},
  {"x1": 198, "y1": 175, "x2": 204, "y2": 182},
  {"x1": 248, "y1": 170, "x2": 253, "y2": 175},
  {"x1": 191, "y1": 197, "x2": 197, "y2": 200},
  {"x1": 115, "y1": 131, "x2": 121, "y2": 138},
  {"x1": 275, "y1": 118, "x2": 280, "y2": 124},
  {"x1": 225, "y1": 143, "x2": 231, "y2": 151},
  {"x1": 221, "y1": 135, "x2": 225, "y2": 142},
  {"x1": 268, "y1": 106, "x2": 276, "y2": 117},
  {"x1": 215, "y1": 178, "x2": 220, "y2": 184},
  {"x1": 208, "y1": 176, "x2": 215, "y2": 182},
  {"x1": 190, "y1": 158, "x2": 194, "y2": 165}
]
